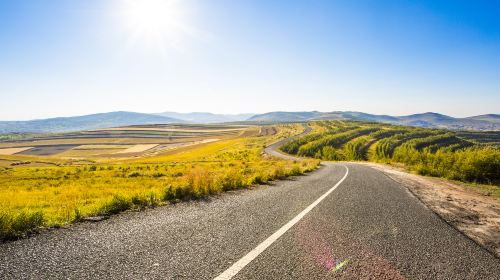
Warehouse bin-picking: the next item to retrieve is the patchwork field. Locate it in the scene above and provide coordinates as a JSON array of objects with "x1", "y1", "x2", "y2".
[
  {"x1": 0, "y1": 123, "x2": 319, "y2": 240},
  {"x1": 0, "y1": 124, "x2": 253, "y2": 161}
]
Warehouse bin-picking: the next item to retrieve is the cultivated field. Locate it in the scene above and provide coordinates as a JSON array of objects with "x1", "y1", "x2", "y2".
[
  {"x1": 0, "y1": 124, "x2": 253, "y2": 161},
  {"x1": 0, "y1": 147, "x2": 34, "y2": 155},
  {"x1": 0, "y1": 123, "x2": 319, "y2": 240}
]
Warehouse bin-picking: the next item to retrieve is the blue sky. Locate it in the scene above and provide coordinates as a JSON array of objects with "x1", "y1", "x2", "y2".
[{"x1": 0, "y1": 0, "x2": 499, "y2": 120}]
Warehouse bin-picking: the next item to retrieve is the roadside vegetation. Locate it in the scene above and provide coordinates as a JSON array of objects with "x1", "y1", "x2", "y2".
[
  {"x1": 0, "y1": 124, "x2": 319, "y2": 240},
  {"x1": 281, "y1": 121, "x2": 500, "y2": 186}
]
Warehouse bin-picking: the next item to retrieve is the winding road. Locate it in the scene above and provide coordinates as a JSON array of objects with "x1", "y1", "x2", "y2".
[{"x1": 1, "y1": 125, "x2": 499, "y2": 279}]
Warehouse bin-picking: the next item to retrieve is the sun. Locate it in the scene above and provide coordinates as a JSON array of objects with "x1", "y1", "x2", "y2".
[{"x1": 118, "y1": 0, "x2": 189, "y2": 51}]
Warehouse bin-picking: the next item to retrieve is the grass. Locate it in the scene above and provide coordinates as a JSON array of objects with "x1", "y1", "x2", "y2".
[{"x1": 0, "y1": 124, "x2": 319, "y2": 240}]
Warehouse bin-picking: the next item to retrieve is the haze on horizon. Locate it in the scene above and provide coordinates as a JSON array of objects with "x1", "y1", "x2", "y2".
[{"x1": 0, "y1": 0, "x2": 499, "y2": 121}]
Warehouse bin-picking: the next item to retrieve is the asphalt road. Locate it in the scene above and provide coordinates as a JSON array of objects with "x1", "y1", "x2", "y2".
[
  {"x1": 264, "y1": 123, "x2": 311, "y2": 160},
  {"x1": 1, "y1": 127, "x2": 499, "y2": 279}
]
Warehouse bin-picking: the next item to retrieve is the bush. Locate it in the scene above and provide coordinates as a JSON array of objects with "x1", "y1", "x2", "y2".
[
  {"x1": 163, "y1": 185, "x2": 177, "y2": 201},
  {"x1": 151, "y1": 172, "x2": 165, "y2": 178},
  {"x1": 127, "y1": 171, "x2": 143, "y2": 178},
  {"x1": 289, "y1": 165, "x2": 303, "y2": 176},
  {"x1": 251, "y1": 173, "x2": 268, "y2": 184},
  {"x1": 98, "y1": 195, "x2": 133, "y2": 215},
  {"x1": 0, "y1": 210, "x2": 45, "y2": 240},
  {"x1": 218, "y1": 169, "x2": 245, "y2": 191},
  {"x1": 131, "y1": 193, "x2": 160, "y2": 208}
]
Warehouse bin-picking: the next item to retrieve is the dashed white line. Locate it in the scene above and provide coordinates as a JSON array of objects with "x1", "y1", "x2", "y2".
[{"x1": 213, "y1": 165, "x2": 349, "y2": 280}]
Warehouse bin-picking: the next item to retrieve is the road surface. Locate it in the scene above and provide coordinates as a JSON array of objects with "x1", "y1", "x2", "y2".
[
  {"x1": 264, "y1": 123, "x2": 311, "y2": 160},
  {"x1": 1, "y1": 126, "x2": 499, "y2": 279}
]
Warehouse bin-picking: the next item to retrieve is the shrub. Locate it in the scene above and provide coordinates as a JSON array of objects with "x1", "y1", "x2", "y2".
[
  {"x1": 151, "y1": 172, "x2": 165, "y2": 178},
  {"x1": 289, "y1": 165, "x2": 303, "y2": 176},
  {"x1": 98, "y1": 195, "x2": 133, "y2": 215},
  {"x1": 0, "y1": 210, "x2": 45, "y2": 240},
  {"x1": 218, "y1": 169, "x2": 245, "y2": 191},
  {"x1": 127, "y1": 171, "x2": 143, "y2": 178},
  {"x1": 163, "y1": 185, "x2": 177, "y2": 201},
  {"x1": 251, "y1": 173, "x2": 267, "y2": 184},
  {"x1": 131, "y1": 194, "x2": 150, "y2": 209}
]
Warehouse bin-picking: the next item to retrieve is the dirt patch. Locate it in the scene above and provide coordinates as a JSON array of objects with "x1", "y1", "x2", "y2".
[
  {"x1": 114, "y1": 144, "x2": 159, "y2": 154},
  {"x1": 0, "y1": 147, "x2": 34, "y2": 155},
  {"x1": 258, "y1": 126, "x2": 277, "y2": 136},
  {"x1": 73, "y1": 144, "x2": 131, "y2": 150},
  {"x1": 361, "y1": 162, "x2": 500, "y2": 258},
  {"x1": 18, "y1": 145, "x2": 79, "y2": 156}
]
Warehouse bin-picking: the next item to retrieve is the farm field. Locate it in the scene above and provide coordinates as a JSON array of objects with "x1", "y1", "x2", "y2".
[
  {"x1": 0, "y1": 123, "x2": 318, "y2": 240},
  {"x1": 281, "y1": 121, "x2": 500, "y2": 187},
  {"x1": 0, "y1": 124, "x2": 255, "y2": 161}
]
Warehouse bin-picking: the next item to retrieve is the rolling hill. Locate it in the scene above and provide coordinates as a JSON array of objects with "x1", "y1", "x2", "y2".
[
  {"x1": 0, "y1": 111, "x2": 183, "y2": 133},
  {"x1": 248, "y1": 111, "x2": 500, "y2": 130},
  {"x1": 156, "y1": 112, "x2": 254, "y2": 123},
  {"x1": 466, "y1": 114, "x2": 500, "y2": 124},
  {"x1": 2, "y1": 111, "x2": 499, "y2": 133}
]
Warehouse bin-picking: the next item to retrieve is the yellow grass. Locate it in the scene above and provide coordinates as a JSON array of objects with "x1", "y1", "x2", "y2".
[{"x1": 0, "y1": 123, "x2": 319, "y2": 239}]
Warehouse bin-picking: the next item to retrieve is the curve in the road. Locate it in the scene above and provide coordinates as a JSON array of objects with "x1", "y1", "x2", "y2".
[{"x1": 264, "y1": 123, "x2": 311, "y2": 160}]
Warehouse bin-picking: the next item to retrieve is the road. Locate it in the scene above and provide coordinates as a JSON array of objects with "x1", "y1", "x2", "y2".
[
  {"x1": 264, "y1": 123, "x2": 311, "y2": 160},
  {"x1": 1, "y1": 126, "x2": 499, "y2": 279}
]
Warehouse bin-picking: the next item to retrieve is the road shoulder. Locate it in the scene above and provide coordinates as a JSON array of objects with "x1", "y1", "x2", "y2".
[{"x1": 360, "y1": 162, "x2": 500, "y2": 258}]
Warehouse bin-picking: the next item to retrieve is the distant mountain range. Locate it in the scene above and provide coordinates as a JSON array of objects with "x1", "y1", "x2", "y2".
[
  {"x1": 156, "y1": 112, "x2": 254, "y2": 123},
  {"x1": 0, "y1": 111, "x2": 498, "y2": 133},
  {"x1": 0, "y1": 111, "x2": 183, "y2": 133},
  {"x1": 248, "y1": 111, "x2": 500, "y2": 131}
]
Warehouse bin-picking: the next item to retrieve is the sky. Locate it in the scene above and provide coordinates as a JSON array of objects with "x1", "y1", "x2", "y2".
[{"x1": 0, "y1": 0, "x2": 499, "y2": 120}]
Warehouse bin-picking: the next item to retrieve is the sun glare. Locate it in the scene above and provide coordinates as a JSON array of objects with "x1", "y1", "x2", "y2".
[{"x1": 119, "y1": 0, "x2": 188, "y2": 51}]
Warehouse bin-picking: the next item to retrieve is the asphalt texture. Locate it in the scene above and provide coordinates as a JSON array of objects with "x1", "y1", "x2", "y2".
[{"x1": 1, "y1": 127, "x2": 499, "y2": 279}]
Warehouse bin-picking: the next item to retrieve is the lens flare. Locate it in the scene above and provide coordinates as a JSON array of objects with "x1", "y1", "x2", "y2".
[{"x1": 297, "y1": 221, "x2": 349, "y2": 273}]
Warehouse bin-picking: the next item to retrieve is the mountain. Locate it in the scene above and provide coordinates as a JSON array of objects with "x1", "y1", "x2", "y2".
[
  {"x1": 243, "y1": 111, "x2": 323, "y2": 122},
  {"x1": 315, "y1": 111, "x2": 399, "y2": 123},
  {"x1": 156, "y1": 112, "x2": 255, "y2": 123},
  {"x1": 0, "y1": 111, "x2": 183, "y2": 133},
  {"x1": 466, "y1": 114, "x2": 500, "y2": 124},
  {"x1": 248, "y1": 111, "x2": 500, "y2": 131}
]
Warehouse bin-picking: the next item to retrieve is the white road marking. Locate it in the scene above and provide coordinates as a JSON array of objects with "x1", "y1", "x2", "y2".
[{"x1": 213, "y1": 165, "x2": 349, "y2": 280}]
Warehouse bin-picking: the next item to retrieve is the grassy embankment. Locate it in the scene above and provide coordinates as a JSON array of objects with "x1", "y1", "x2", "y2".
[
  {"x1": 281, "y1": 121, "x2": 500, "y2": 189},
  {"x1": 0, "y1": 124, "x2": 319, "y2": 240}
]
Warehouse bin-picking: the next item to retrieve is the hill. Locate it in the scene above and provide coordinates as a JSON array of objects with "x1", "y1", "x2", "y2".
[
  {"x1": 248, "y1": 111, "x2": 500, "y2": 130},
  {"x1": 280, "y1": 120, "x2": 499, "y2": 184},
  {"x1": 244, "y1": 111, "x2": 323, "y2": 122},
  {"x1": 156, "y1": 112, "x2": 254, "y2": 123},
  {"x1": 466, "y1": 114, "x2": 500, "y2": 124},
  {"x1": 0, "y1": 111, "x2": 183, "y2": 133}
]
